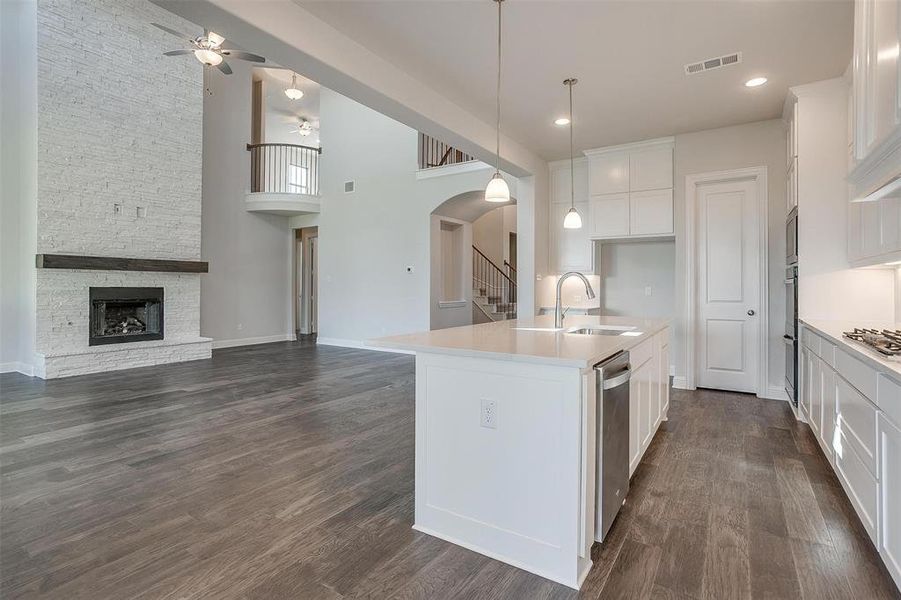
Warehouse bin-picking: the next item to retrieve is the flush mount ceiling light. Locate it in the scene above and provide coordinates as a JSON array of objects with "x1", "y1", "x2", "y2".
[
  {"x1": 745, "y1": 77, "x2": 768, "y2": 87},
  {"x1": 485, "y1": 0, "x2": 510, "y2": 203},
  {"x1": 285, "y1": 72, "x2": 304, "y2": 100},
  {"x1": 554, "y1": 117, "x2": 570, "y2": 126},
  {"x1": 562, "y1": 78, "x2": 582, "y2": 229}
]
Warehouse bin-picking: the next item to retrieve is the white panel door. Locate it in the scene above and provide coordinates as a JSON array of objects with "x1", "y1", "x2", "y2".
[
  {"x1": 589, "y1": 193, "x2": 630, "y2": 238},
  {"x1": 697, "y1": 179, "x2": 761, "y2": 393},
  {"x1": 880, "y1": 412, "x2": 901, "y2": 590},
  {"x1": 629, "y1": 189, "x2": 674, "y2": 236}
]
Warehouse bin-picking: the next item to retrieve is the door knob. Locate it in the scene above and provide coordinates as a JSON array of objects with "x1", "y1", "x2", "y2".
[{"x1": 747, "y1": 309, "x2": 756, "y2": 316}]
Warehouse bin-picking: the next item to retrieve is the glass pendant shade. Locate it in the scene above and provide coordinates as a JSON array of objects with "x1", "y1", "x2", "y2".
[
  {"x1": 194, "y1": 49, "x2": 223, "y2": 66},
  {"x1": 485, "y1": 172, "x2": 510, "y2": 203},
  {"x1": 285, "y1": 73, "x2": 304, "y2": 100},
  {"x1": 563, "y1": 207, "x2": 582, "y2": 229}
]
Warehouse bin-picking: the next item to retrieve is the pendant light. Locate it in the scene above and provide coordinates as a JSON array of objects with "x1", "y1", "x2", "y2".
[
  {"x1": 285, "y1": 72, "x2": 304, "y2": 100},
  {"x1": 562, "y1": 78, "x2": 583, "y2": 229},
  {"x1": 485, "y1": 0, "x2": 510, "y2": 203}
]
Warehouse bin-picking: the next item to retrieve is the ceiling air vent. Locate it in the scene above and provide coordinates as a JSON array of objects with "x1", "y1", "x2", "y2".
[
  {"x1": 344, "y1": 180, "x2": 355, "y2": 193},
  {"x1": 684, "y1": 52, "x2": 742, "y2": 75}
]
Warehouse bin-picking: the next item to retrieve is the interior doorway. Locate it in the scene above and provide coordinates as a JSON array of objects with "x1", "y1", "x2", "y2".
[
  {"x1": 295, "y1": 226, "x2": 319, "y2": 335},
  {"x1": 685, "y1": 167, "x2": 768, "y2": 396}
]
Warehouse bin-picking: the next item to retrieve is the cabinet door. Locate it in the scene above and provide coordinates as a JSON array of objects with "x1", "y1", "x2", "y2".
[
  {"x1": 880, "y1": 412, "x2": 901, "y2": 590},
  {"x1": 629, "y1": 147, "x2": 672, "y2": 192},
  {"x1": 551, "y1": 201, "x2": 593, "y2": 272},
  {"x1": 810, "y1": 355, "x2": 823, "y2": 438},
  {"x1": 871, "y1": 0, "x2": 901, "y2": 151},
  {"x1": 589, "y1": 193, "x2": 630, "y2": 239},
  {"x1": 881, "y1": 196, "x2": 901, "y2": 255},
  {"x1": 629, "y1": 189, "x2": 673, "y2": 236},
  {"x1": 821, "y1": 364, "x2": 836, "y2": 464},
  {"x1": 588, "y1": 153, "x2": 629, "y2": 195},
  {"x1": 800, "y1": 347, "x2": 811, "y2": 419},
  {"x1": 860, "y1": 200, "x2": 883, "y2": 259},
  {"x1": 660, "y1": 342, "x2": 670, "y2": 418},
  {"x1": 629, "y1": 372, "x2": 640, "y2": 476},
  {"x1": 638, "y1": 360, "x2": 653, "y2": 451}
]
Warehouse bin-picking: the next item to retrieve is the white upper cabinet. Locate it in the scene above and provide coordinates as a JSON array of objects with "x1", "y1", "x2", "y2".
[
  {"x1": 629, "y1": 147, "x2": 673, "y2": 192},
  {"x1": 583, "y1": 137, "x2": 674, "y2": 241},
  {"x1": 589, "y1": 193, "x2": 630, "y2": 238},
  {"x1": 629, "y1": 189, "x2": 673, "y2": 236},
  {"x1": 549, "y1": 160, "x2": 593, "y2": 273},
  {"x1": 588, "y1": 153, "x2": 629, "y2": 195},
  {"x1": 849, "y1": 0, "x2": 901, "y2": 198}
]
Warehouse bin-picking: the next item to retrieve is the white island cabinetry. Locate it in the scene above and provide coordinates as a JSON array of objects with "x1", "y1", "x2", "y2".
[{"x1": 373, "y1": 316, "x2": 671, "y2": 589}]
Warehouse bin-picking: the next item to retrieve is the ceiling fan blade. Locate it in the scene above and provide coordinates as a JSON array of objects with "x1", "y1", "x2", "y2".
[
  {"x1": 150, "y1": 22, "x2": 194, "y2": 41},
  {"x1": 220, "y1": 49, "x2": 265, "y2": 63},
  {"x1": 216, "y1": 60, "x2": 233, "y2": 75},
  {"x1": 163, "y1": 49, "x2": 194, "y2": 57}
]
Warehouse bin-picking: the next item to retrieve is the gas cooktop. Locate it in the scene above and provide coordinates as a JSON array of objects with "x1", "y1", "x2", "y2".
[{"x1": 842, "y1": 328, "x2": 901, "y2": 357}]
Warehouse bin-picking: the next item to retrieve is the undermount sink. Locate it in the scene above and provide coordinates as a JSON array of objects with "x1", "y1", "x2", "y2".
[{"x1": 566, "y1": 326, "x2": 643, "y2": 337}]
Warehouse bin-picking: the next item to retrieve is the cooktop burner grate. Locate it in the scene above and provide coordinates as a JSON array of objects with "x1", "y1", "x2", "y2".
[{"x1": 842, "y1": 328, "x2": 901, "y2": 357}]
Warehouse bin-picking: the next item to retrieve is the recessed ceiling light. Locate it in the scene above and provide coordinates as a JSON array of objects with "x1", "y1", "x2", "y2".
[
  {"x1": 745, "y1": 77, "x2": 768, "y2": 88},
  {"x1": 554, "y1": 117, "x2": 570, "y2": 126}
]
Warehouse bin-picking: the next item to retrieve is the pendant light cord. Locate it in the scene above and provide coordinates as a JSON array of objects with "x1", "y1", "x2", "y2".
[
  {"x1": 568, "y1": 80, "x2": 575, "y2": 209},
  {"x1": 495, "y1": 0, "x2": 502, "y2": 175}
]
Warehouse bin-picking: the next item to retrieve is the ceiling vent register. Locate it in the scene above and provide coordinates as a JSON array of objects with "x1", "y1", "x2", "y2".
[{"x1": 684, "y1": 52, "x2": 742, "y2": 75}]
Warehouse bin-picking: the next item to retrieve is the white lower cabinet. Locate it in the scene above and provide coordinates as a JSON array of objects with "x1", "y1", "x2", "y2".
[
  {"x1": 627, "y1": 330, "x2": 669, "y2": 476},
  {"x1": 879, "y1": 412, "x2": 901, "y2": 589}
]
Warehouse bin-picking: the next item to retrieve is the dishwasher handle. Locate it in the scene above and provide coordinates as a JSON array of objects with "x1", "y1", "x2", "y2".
[{"x1": 600, "y1": 365, "x2": 631, "y2": 390}]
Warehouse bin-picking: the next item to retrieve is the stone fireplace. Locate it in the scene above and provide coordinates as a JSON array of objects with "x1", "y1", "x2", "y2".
[{"x1": 89, "y1": 287, "x2": 164, "y2": 346}]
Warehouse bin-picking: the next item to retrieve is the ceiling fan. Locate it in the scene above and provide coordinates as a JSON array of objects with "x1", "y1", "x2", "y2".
[
  {"x1": 151, "y1": 22, "x2": 265, "y2": 75},
  {"x1": 289, "y1": 118, "x2": 316, "y2": 138}
]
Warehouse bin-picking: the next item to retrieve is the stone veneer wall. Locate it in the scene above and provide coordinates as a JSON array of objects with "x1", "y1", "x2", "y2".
[{"x1": 34, "y1": 0, "x2": 210, "y2": 377}]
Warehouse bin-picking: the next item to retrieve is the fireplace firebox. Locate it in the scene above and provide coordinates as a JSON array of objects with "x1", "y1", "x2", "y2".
[{"x1": 89, "y1": 287, "x2": 164, "y2": 346}]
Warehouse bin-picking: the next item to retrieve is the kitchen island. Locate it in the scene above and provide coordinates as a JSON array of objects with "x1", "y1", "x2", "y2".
[{"x1": 371, "y1": 315, "x2": 671, "y2": 589}]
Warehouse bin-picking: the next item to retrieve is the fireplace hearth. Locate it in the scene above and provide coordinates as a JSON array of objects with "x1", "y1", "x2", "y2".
[{"x1": 89, "y1": 287, "x2": 164, "y2": 346}]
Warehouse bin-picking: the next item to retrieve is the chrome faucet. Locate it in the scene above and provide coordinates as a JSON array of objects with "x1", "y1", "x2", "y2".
[{"x1": 555, "y1": 272, "x2": 596, "y2": 329}]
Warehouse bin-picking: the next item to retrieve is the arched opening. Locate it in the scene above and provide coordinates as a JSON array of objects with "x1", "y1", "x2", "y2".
[{"x1": 430, "y1": 192, "x2": 518, "y2": 330}]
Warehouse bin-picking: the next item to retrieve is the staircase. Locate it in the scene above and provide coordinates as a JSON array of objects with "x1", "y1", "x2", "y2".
[{"x1": 472, "y1": 246, "x2": 516, "y2": 322}]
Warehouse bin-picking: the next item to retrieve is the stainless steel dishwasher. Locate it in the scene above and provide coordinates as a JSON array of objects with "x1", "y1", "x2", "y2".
[{"x1": 594, "y1": 350, "x2": 631, "y2": 542}]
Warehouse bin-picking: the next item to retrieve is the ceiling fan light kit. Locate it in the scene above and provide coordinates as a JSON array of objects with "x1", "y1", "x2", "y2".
[{"x1": 484, "y1": 0, "x2": 510, "y2": 204}]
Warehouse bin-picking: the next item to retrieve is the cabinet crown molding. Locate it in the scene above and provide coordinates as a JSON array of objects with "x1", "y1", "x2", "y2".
[{"x1": 582, "y1": 136, "x2": 674, "y2": 158}]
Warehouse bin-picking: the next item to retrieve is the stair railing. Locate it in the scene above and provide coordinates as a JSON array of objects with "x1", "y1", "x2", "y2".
[
  {"x1": 472, "y1": 245, "x2": 516, "y2": 309},
  {"x1": 503, "y1": 260, "x2": 517, "y2": 283}
]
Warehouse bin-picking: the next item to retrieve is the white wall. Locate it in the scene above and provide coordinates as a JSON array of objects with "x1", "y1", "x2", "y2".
[
  {"x1": 673, "y1": 119, "x2": 787, "y2": 395},
  {"x1": 317, "y1": 89, "x2": 513, "y2": 345},
  {"x1": 0, "y1": 0, "x2": 37, "y2": 374},
  {"x1": 597, "y1": 240, "x2": 676, "y2": 319},
  {"x1": 472, "y1": 205, "x2": 517, "y2": 268},
  {"x1": 201, "y1": 61, "x2": 296, "y2": 346}
]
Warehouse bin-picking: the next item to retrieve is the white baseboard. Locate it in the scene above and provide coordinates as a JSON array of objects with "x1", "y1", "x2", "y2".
[
  {"x1": 316, "y1": 337, "x2": 415, "y2": 355},
  {"x1": 0, "y1": 362, "x2": 34, "y2": 376},
  {"x1": 763, "y1": 385, "x2": 788, "y2": 402},
  {"x1": 211, "y1": 333, "x2": 296, "y2": 350},
  {"x1": 672, "y1": 376, "x2": 690, "y2": 390}
]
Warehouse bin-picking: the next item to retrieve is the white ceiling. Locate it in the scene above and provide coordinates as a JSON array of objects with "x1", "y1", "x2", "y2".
[{"x1": 297, "y1": 0, "x2": 853, "y2": 161}]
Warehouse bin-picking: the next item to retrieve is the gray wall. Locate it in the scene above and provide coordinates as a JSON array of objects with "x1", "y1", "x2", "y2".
[
  {"x1": 673, "y1": 118, "x2": 787, "y2": 394},
  {"x1": 201, "y1": 62, "x2": 295, "y2": 345},
  {"x1": 597, "y1": 240, "x2": 675, "y2": 319},
  {"x1": 0, "y1": 0, "x2": 37, "y2": 373}
]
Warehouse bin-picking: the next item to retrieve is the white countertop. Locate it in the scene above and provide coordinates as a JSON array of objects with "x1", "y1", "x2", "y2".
[
  {"x1": 369, "y1": 315, "x2": 670, "y2": 369},
  {"x1": 801, "y1": 319, "x2": 901, "y2": 381}
]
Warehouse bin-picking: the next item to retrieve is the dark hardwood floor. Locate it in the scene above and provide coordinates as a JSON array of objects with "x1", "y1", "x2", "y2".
[{"x1": 1, "y1": 341, "x2": 898, "y2": 599}]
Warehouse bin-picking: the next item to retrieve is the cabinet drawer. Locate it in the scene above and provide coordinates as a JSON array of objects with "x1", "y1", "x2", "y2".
[
  {"x1": 836, "y1": 375, "x2": 879, "y2": 477},
  {"x1": 878, "y1": 374, "x2": 901, "y2": 428},
  {"x1": 630, "y1": 338, "x2": 653, "y2": 369},
  {"x1": 836, "y1": 347, "x2": 878, "y2": 400},
  {"x1": 835, "y1": 427, "x2": 879, "y2": 543},
  {"x1": 801, "y1": 327, "x2": 821, "y2": 355}
]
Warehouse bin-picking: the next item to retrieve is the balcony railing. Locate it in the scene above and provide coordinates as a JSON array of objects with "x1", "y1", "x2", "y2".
[
  {"x1": 247, "y1": 143, "x2": 321, "y2": 196},
  {"x1": 418, "y1": 132, "x2": 475, "y2": 170}
]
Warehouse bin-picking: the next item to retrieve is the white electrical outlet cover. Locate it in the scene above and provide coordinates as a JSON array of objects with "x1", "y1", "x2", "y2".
[{"x1": 480, "y1": 398, "x2": 497, "y2": 429}]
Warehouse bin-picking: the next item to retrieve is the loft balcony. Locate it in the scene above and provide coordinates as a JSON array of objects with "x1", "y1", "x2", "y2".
[{"x1": 245, "y1": 142, "x2": 322, "y2": 216}]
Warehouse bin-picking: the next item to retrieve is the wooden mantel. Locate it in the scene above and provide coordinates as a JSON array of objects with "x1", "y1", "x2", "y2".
[{"x1": 35, "y1": 254, "x2": 209, "y2": 273}]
